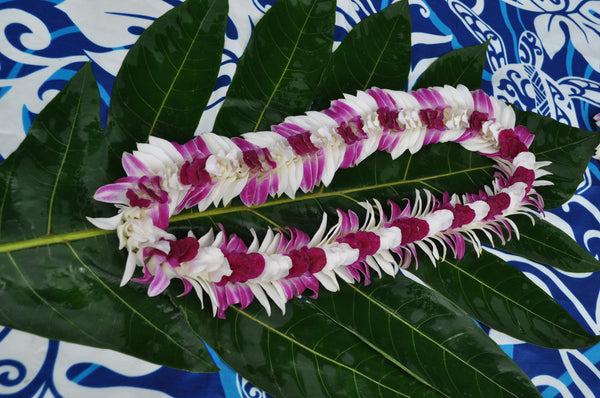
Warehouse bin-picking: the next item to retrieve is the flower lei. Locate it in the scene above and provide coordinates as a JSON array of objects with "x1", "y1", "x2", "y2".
[{"x1": 89, "y1": 85, "x2": 552, "y2": 318}]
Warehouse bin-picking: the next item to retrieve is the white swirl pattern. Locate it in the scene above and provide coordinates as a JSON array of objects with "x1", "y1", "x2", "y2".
[
  {"x1": 0, "y1": 0, "x2": 600, "y2": 396},
  {"x1": 0, "y1": 8, "x2": 87, "y2": 158}
]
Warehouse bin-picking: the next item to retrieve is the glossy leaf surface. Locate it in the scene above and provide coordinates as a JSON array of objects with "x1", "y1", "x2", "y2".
[
  {"x1": 312, "y1": 0, "x2": 411, "y2": 110},
  {"x1": 309, "y1": 277, "x2": 541, "y2": 397},
  {"x1": 175, "y1": 293, "x2": 443, "y2": 398},
  {"x1": 413, "y1": 41, "x2": 490, "y2": 90},
  {"x1": 0, "y1": 64, "x2": 217, "y2": 372},
  {"x1": 409, "y1": 246, "x2": 599, "y2": 349},
  {"x1": 213, "y1": 0, "x2": 335, "y2": 136},
  {"x1": 107, "y1": 0, "x2": 228, "y2": 146},
  {"x1": 498, "y1": 215, "x2": 600, "y2": 273},
  {"x1": 516, "y1": 109, "x2": 600, "y2": 209}
]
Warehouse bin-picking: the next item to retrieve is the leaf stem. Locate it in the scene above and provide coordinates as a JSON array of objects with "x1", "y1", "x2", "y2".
[{"x1": 0, "y1": 228, "x2": 111, "y2": 253}]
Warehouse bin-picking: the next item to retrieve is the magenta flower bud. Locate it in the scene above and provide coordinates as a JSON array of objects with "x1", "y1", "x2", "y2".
[
  {"x1": 336, "y1": 231, "x2": 381, "y2": 259},
  {"x1": 484, "y1": 193, "x2": 512, "y2": 220},
  {"x1": 448, "y1": 203, "x2": 476, "y2": 229},
  {"x1": 509, "y1": 167, "x2": 536, "y2": 192},
  {"x1": 387, "y1": 218, "x2": 430, "y2": 245},
  {"x1": 419, "y1": 107, "x2": 447, "y2": 131},
  {"x1": 218, "y1": 252, "x2": 266, "y2": 285},
  {"x1": 180, "y1": 158, "x2": 212, "y2": 186},
  {"x1": 498, "y1": 129, "x2": 529, "y2": 160}
]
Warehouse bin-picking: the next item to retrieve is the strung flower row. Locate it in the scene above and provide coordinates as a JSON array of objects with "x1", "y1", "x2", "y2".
[{"x1": 88, "y1": 84, "x2": 552, "y2": 318}]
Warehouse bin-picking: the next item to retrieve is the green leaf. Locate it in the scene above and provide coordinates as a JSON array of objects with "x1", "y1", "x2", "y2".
[
  {"x1": 0, "y1": 64, "x2": 217, "y2": 372},
  {"x1": 309, "y1": 277, "x2": 542, "y2": 397},
  {"x1": 175, "y1": 293, "x2": 443, "y2": 398},
  {"x1": 498, "y1": 215, "x2": 600, "y2": 273},
  {"x1": 408, "y1": 246, "x2": 599, "y2": 349},
  {"x1": 2, "y1": 0, "x2": 599, "y2": 395},
  {"x1": 107, "y1": 0, "x2": 228, "y2": 145},
  {"x1": 312, "y1": 0, "x2": 411, "y2": 110},
  {"x1": 322, "y1": 143, "x2": 494, "y2": 203},
  {"x1": 0, "y1": 63, "x2": 105, "y2": 240},
  {"x1": 213, "y1": 0, "x2": 336, "y2": 136},
  {"x1": 413, "y1": 41, "x2": 490, "y2": 90},
  {"x1": 516, "y1": 109, "x2": 600, "y2": 209}
]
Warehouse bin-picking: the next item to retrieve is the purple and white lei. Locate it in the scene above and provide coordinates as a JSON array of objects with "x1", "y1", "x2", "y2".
[{"x1": 88, "y1": 85, "x2": 552, "y2": 318}]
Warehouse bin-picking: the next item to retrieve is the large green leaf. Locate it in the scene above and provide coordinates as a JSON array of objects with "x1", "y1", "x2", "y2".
[
  {"x1": 0, "y1": 1, "x2": 598, "y2": 397},
  {"x1": 496, "y1": 215, "x2": 600, "y2": 273},
  {"x1": 0, "y1": 64, "x2": 217, "y2": 372},
  {"x1": 309, "y1": 277, "x2": 541, "y2": 397},
  {"x1": 312, "y1": 0, "x2": 411, "y2": 110},
  {"x1": 413, "y1": 41, "x2": 490, "y2": 90},
  {"x1": 213, "y1": 0, "x2": 336, "y2": 136},
  {"x1": 516, "y1": 109, "x2": 600, "y2": 209},
  {"x1": 173, "y1": 275, "x2": 541, "y2": 397},
  {"x1": 0, "y1": 64, "x2": 107, "y2": 239},
  {"x1": 106, "y1": 0, "x2": 228, "y2": 146},
  {"x1": 408, "y1": 246, "x2": 599, "y2": 349},
  {"x1": 175, "y1": 292, "x2": 443, "y2": 398}
]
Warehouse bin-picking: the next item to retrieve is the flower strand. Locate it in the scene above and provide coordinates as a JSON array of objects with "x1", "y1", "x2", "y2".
[{"x1": 88, "y1": 84, "x2": 552, "y2": 318}]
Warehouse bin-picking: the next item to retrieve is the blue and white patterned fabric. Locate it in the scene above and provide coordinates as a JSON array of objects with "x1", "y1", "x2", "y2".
[{"x1": 1, "y1": 0, "x2": 599, "y2": 396}]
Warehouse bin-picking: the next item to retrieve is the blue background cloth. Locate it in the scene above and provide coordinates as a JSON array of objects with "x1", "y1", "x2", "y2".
[{"x1": 0, "y1": 0, "x2": 599, "y2": 396}]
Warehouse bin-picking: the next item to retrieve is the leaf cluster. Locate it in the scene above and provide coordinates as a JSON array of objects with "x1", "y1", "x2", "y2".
[{"x1": 1, "y1": 0, "x2": 599, "y2": 396}]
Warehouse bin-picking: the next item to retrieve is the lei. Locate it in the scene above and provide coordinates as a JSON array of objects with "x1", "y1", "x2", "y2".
[{"x1": 88, "y1": 84, "x2": 551, "y2": 318}]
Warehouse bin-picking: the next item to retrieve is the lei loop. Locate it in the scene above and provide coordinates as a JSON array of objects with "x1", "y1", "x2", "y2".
[{"x1": 88, "y1": 84, "x2": 552, "y2": 318}]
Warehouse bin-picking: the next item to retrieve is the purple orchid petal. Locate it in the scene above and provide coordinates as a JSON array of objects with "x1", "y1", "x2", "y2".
[
  {"x1": 238, "y1": 284, "x2": 255, "y2": 309},
  {"x1": 148, "y1": 265, "x2": 170, "y2": 297},
  {"x1": 232, "y1": 137, "x2": 256, "y2": 152},
  {"x1": 132, "y1": 263, "x2": 155, "y2": 284},
  {"x1": 122, "y1": 153, "x2": 152, "y2": 176},
  {"x1": 178, "y1": 184, "x2": 213, "y2": 211},
  {"x1": 280, "y1": 228, "x2": 310, "y2": 252},
  {"x1": 146, "y1": 204, "x2": 170, "y2": 230},
  {"x1": 323, "y1": 100, "x2": 357, "y2": 124},
  {"x1": 176, "y1": 278, "x2": 194, "y2": 297},
  {"x1": 413, "y1": 87, "x2": 447, "y2": 108},
  {"x1": 279, "y1": 278, "x2": 301, "y2": 300},
  {"x1": 269, "y1": 173, "x2": 279, "y2": 196},
  {"x1": 472, "y1": 89, "x2": 493, "y2": 115},
  {"x1": 94, "y1": 182, "x2": 131, "y2": 203},
  {"x1": 240, "y1": 177, "x2": 257, "y2": 206},
  {"x1": 224, "y1": 283, "x2": 239, "y2": 305},
  {"x1": 254, "y1": 176, "x2": 270, "y2": 205},
  {"x1": 301, "y1": 158, "x2": 316, "y2": 191},
  {"x1": 367, "y1": 87, "x2": 395, "y2": 108}
]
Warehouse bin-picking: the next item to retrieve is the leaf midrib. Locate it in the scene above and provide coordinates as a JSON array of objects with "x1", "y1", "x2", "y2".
[
  {"x1": 5, "y1": 251, "x2": 101, "y2": 343},
  {"x1": 46, "y1": 73, "x2": 85, "y2": 236},
  {"x1": 66, "y1": 242, "x2": 210, "y2": 364},
  {"x1": 448, "y1": 40, "x2": 489, "y2": 88},
  {"x1": 520, "y1": 231, "x2": 596, "y2": 265},
  {"x1": 0, "y1": 158, "x2": 16, "y2": 237},
  {"x1": 252, "y1": 0, "x2": 319, "y2": 132},
  {"x1": 230, "y1": 306, "x2": 414, "y2": 397},
  {"x1": 146, "y1": 0, "x2": 217, "y2": 142},
  {"x1": 0, "y1": 164, "x2": 493, "y2": 253},
  {"x1": 361, "y1": 12, "x2": 402, "y2": 91},
  {"x1": 348, "y1": 284, "x2": 523, "y2": 398},
  {"x1": 307, "y1": 295, "x2": 445, "y2": 396},
  {"x1": 441, "y1": 255, "x2": 589, "y2": 340}
]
